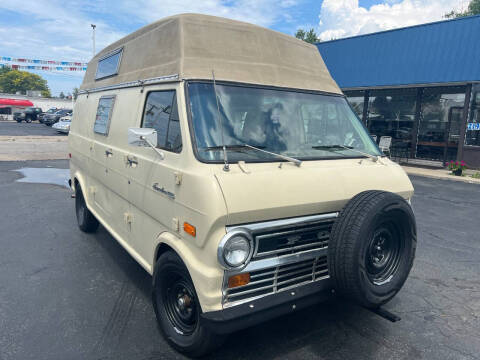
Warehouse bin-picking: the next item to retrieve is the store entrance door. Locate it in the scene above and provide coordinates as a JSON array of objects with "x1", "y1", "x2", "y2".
[{"x1": 443, "y1": 107, "x2": 463, "y2": 164}]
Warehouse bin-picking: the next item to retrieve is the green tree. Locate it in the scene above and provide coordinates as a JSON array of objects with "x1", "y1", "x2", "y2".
[
  {"x1": 59, "y1": 91, "x2": 65, "y2": 99},
  {"x1": 295, "y1": 28, "x2": 320, "y2": 44},
  {"x1": 72, "y1": 87, "x2": 79, "y2": 100},
  {"x1": 0, "y1": 66, "x2": 11, "y2": 76},
  {"x1": 445, "y1": 0, "x2": 480, "y2": 18},
  {"x1": 0, "y1": 69, "x2": 51, "y2": 97}
]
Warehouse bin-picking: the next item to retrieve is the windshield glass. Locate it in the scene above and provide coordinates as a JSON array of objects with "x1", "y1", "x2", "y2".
[{"x1": 188, "y1": 82, "x2": 381, "y2": 162}]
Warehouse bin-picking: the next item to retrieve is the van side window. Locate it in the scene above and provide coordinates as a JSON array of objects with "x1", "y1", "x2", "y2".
[
  {"x1": 94, "y1": 96, "x2": 115, "y2": 135},
  {"x1": 142, "y1": 91, "x2": 182, "y2": 153}
]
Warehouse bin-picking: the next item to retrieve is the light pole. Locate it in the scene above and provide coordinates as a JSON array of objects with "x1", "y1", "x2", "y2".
[{"x1": 91, "y1": 24, "x2": 96, "y2": 57}]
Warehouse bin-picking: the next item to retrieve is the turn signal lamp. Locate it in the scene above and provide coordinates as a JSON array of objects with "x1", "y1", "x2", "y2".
[
  {"x1": 183, "y1": 222, "x2": 196, "y2": 237},
  {"x1": 228, "y1": 273, "x2": 250, "y2": 288}
]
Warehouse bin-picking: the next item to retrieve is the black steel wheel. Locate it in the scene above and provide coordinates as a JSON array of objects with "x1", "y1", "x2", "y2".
[
  {"x1": 152, "y1": 251, "x2": 224, "y2": 357},
  {"x1": 329, "y1": 190, "x2": 416, "y2": 308}
]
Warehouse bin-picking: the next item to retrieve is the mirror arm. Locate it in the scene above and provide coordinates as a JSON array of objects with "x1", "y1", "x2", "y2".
[{"x1": 141, "y1": 136, "x2": 165, "y2": 160}]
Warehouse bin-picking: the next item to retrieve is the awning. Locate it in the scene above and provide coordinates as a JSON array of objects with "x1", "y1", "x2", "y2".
[{"x1": 0, "y1": 98, "x2": 34, "y2": 107}]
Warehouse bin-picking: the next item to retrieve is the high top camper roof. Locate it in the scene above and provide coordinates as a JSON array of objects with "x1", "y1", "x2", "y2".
[{"x1": 81, "y1": 13, "x2": 341, "y2": 94}]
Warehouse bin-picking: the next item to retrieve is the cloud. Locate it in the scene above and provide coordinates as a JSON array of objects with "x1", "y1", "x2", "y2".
[{"x1": 318, "y1": 0, "x2": 469, "y2": 40}]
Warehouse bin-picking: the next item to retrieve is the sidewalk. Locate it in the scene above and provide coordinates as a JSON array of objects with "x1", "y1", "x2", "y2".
[
  {"x1": 402, "y1": 165, "x2": 480, "y2": 184},
  {"x1": 0, "y1": 135, "x2": 68, "y2": 161}
]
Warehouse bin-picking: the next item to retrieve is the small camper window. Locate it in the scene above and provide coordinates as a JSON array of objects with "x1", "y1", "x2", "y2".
[
  {"x1": 94, "y1": 96, "x2": 115, "y2": 135},
  {"x1": 95, "y1": 48, "x2": 122, "y2": 80}
]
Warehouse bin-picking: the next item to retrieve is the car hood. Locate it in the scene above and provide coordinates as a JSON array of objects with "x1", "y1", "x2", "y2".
[{"x1": 214, "y1": 158, "x2": 414, "y2": 225}]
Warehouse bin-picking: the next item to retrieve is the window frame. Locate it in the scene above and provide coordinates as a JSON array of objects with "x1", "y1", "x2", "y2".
[
  {"x1": 95, "y1": 47, "x2": 123, "y2": 81},
  {"x1": 140, "y1": 89, "x2": 182, "y2": 154},
  {"x1": 93, "y1": 95, "x2": 116, "y2": 136},
  {"x1": 184, "y1": 80, "x2": 381, "y2": 165}
]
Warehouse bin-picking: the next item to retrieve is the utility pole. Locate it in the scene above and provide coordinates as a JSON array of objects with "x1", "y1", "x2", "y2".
[{"x1": 91, "y1": 24, "x2": 96, "y2": 57}]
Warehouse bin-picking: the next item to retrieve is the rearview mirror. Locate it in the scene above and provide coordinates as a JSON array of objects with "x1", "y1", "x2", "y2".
[{"x1": 128, "y1": 128, "x2": 158, "y2": 147}]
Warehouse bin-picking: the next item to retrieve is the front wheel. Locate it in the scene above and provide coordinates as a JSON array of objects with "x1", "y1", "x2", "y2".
[
  {"x1": 328, "y1": 190, "x2": 416, "y2": 308},
  {"x1": 152, "y1": 251, "x2": 224, "y2": 357}
]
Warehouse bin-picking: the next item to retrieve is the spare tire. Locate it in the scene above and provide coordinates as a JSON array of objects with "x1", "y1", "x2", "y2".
[{"x1": 328, "y1": 190, "x2": 416, "y2": 308}]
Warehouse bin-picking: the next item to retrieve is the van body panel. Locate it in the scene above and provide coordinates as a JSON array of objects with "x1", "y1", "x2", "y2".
[{"x1": 215, "y1": 158, "x2": 413, "y2": 225}]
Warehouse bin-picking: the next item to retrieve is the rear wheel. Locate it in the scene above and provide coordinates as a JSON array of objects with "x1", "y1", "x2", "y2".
[
  {"x1": 152, "y1": 251, "x2": 224, "y2": 357},
  {"x1": 328, "y1": 190, "x2": 416, "y2": 308},
  {"x1": 75, "y1": 185, "x2": 99, "y2": 233}
]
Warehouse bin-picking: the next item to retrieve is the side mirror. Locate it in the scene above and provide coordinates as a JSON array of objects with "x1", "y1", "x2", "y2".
[
  {"x1": 128, "y1": 127, "x2": 158, "y2": 147},
  {"x1": 127, "y1": 127, "x2": 164, "y2": 160}
]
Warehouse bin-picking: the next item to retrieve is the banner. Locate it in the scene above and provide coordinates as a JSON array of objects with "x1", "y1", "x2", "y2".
[
  {"x1": 0, "y1": 63, "x2": 87, "y2": 71},
  {"x1": 1, "y1": 56, "x2": 87, "y2": 67}
]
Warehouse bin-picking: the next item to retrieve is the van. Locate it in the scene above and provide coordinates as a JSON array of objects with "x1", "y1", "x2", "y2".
[{"x1": 69, "y1": 14, "x2": 416, "y2": 357}]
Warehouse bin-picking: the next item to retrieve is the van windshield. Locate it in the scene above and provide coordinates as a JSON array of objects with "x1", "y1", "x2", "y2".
[{"x1": 188, "y1": 82, "x2": 381, "y2": 163}]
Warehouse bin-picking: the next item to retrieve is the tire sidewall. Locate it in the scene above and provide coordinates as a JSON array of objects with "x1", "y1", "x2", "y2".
[
  {"x1": 152, "y1": 253, "x2": 211, "y2": 354},
  {"x1": 354, "y1": 197, "x2": 416, "y2": 305}
]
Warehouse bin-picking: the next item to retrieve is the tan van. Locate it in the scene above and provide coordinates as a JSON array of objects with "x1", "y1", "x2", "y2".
[{"x1": 69, "y1": 14, "x2": 416, "y2": 356}]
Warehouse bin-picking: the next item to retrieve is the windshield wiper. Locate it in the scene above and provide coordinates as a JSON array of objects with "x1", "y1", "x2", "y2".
[
  {"x1": 204, "y1": 144, "x2": 302, "y2": 167},
  {"x1": 312, "y1": 144, "x2": 379, "y2": 162}
]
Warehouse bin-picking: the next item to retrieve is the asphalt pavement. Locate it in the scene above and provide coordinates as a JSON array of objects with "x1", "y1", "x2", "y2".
[
  {"x1": 0, "y1": 121, "x2": 63, "y2": 136},
  {"x1": 0, "y1": 159, "x2": 479, "y2": 360}
]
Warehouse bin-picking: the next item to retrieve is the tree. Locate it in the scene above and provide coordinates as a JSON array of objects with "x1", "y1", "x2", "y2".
[
  {"x1": 295, "y1": 28, "x2": 320, "y2": 44},
  {"x1": 445, "y1": 0, "x2": 480, "y2": 18},
  {"x1": 0, "y1": 69, "x2": 51, "y2": 97},
  {"x1": 59, "y1": 91, "x2": 65, "y2": 99},
  {"x1": 72, "y1": 87, "x2": 79, "y2": 101}
]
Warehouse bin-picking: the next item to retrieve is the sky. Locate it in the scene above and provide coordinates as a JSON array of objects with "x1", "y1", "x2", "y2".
[{"x1": 0, "y1": 0, "x2": 470, "y2": 96}]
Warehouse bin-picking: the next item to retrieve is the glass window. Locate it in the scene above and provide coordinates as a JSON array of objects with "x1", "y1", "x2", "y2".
[
  {"x1": 367, "y1": 89, "x2": 417, "y2": 158},
  {"x1": 418, "y1": 87, "x2": 465, "y2": 161},
  {"x1": 95, "y1": 48, "x2": 122, "y2": 80},
  {"x1": 141, "y1": 91, "x2": 182, "y2": 153},
  {"x1": 187, "y1": 82, "x2": 380, "y2": 163},
  {"x1": 94, "y1": 96, "x2": 115, "y2": 135},
  {"x1": 466, "y1": 85, "x2": 480, "y2": 146},
  {"x1": 345, "y1": 90, "x2": 365, "y2": 120}
]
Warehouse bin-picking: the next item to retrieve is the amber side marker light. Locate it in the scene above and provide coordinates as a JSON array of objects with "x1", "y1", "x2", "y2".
[
  {"x1": 228, "y1": 273, "x2": 250, "y2": 288},
  {"x1": 183, "y1": 222, "x2": 196, "y2": 237}
]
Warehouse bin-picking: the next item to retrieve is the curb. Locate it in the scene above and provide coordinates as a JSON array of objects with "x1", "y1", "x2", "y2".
[{"x1": 403, "y1": 166, "x2": 480, "y2": 185}]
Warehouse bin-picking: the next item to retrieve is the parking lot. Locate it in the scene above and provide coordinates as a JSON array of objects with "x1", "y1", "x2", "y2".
[{"x1": 0, "y1": 131, "x2": 479, "y2": 359}]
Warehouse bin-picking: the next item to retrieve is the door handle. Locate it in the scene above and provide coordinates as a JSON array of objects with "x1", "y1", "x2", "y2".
[
  {"x1": 105, "y1": 149, "x2": 113, "y2": 157},
  {"x1": 126, "y1": 155, "x2": 138, "y2": 167}
]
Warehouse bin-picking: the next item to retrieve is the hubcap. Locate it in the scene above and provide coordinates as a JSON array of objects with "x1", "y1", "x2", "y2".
[{"x1": 365, "y1": 223, "x2": 403, "y2": 285}]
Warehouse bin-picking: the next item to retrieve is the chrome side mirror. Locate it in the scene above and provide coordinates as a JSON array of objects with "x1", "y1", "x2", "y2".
[
  {"x1": 128, "y1": 127, "x2": 157, "y2": 147},
  {"x1": 127, "y1": 127, "x2": 164, "y2": 160}
]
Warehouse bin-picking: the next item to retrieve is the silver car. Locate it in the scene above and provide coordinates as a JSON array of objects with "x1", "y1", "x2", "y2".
[{"x1": 52, "y1": 115, "x2": 71, "y2": 134}]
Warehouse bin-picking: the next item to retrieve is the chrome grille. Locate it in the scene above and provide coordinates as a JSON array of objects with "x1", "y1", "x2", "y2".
[
  {"x1": 224, "y1": 255, "x2": 329, "y2": 306},
  {"x1": 253, "y1": 221, "x2": 333, "y2": 260}
]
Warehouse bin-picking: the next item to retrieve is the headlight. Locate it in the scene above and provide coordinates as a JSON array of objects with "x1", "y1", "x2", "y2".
[{"x1": 218, "y1": 229, "x2": 253, "y2": 269}]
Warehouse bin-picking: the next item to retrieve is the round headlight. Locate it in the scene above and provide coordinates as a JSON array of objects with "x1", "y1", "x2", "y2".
[{"x1": 218, "y1": 229, "x2": 253, "y2": 269}]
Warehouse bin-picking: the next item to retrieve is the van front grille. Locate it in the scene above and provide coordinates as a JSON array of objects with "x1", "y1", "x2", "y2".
[
  {"x1": 224, "y1": 255, "x2": 329, "y2": 306},
  {"x1": 253, "y1": 221, "x2": 333, "y2": 260}
]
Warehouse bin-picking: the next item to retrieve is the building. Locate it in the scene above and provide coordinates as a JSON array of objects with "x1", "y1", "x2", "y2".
[
  {"x1": 0, "y1": 93, "x2": 73, "y2": 119},
  {"x1": 316, "y1": 15, "x2": 480, "y2": 168}
]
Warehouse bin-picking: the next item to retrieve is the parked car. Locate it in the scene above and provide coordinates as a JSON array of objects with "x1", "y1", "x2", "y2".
[
  {"x1": 69, "y1": 14, "x2": 416, "y2": 357},
  {"x1": 52, "y1": 114, "x2": 71, "y2": 133},
  {"x1": 38, "y1": 108, "x2": 58, "y2": 123},
  {"x1": 43, "y1": 109, "x2": 72, "y2": 126},
  {"x1": 13, "y1": 107, "x2": 43, "y2": 123}
]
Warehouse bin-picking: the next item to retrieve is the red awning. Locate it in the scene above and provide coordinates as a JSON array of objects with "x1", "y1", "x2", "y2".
[{"x1": 0, "y1": 98, "x2": 34, "y2": 107}]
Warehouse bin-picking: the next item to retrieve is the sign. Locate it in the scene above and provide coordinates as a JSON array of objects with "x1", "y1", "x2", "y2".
[{"x1": 467, "y1": 123, "x2": 480, "y2": 131}]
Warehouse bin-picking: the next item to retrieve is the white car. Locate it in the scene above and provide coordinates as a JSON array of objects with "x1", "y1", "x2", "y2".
[{"x1": 52, "y1": 115, "x2": 71, "y2": 134}]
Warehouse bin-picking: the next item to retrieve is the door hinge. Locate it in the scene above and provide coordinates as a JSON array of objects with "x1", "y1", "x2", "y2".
[
  {"x1": 172, "y1": 217, "x2": 180, "y2": 232},
  {"x1": 124, "y1": 212, "x2": 133, "y2": 224},
  {"x1": 174, "y1": 172, "x2": 183, "y2": 185}
]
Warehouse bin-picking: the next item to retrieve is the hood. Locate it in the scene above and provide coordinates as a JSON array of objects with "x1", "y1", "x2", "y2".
[{"x1": 215, "y1": 158, "x2": 413, "y2": 225}]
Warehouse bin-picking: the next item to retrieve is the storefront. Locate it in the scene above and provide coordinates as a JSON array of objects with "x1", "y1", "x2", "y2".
[{"x1": 317, "y1": 15, "x2": 480, "y2": 168}]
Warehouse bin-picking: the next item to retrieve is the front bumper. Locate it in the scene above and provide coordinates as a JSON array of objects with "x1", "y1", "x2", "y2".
[{"x1": 201, "y1": 278, "x2": 333, "y2": 334}]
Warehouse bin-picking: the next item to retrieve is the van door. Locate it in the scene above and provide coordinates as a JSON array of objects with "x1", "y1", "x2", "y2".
[
  {"x1": 90, "y1": 94, "x2": 132, "y2": 245},
  {"x1": 125, "y1": 88, "x2": 183, "y2": 265}
]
